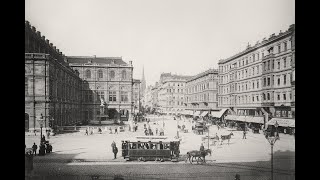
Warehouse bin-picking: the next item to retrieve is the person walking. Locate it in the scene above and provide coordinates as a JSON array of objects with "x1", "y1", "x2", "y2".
[
  {"x1": 243, "y1": 129, "x2": 247, "y2": 139},
  {"x1": 156, "y1": 128, "x2": 158, "y2": 135},
  {"x1": 113, "y1": 144, "x2": 118, "y2": 159},
  {"x1": 32, "y1": 143, "x2": 38, "y2": 156},
  {"x1": 85, "y1": 128, "x2": 88, "y2": 135},
  {"x1": 115, "y1": 127, "x2": 118, "y2": 134},
  {"x1": 200, "y1": 143, "x2": 205, "y2": 157}
]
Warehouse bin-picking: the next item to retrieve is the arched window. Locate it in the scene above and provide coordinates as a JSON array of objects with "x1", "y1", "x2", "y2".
[
  {"x1": 122, "y1": 70, "x2": 126, "y2": 79},
  {"x1": 263, "y1": 93, "x2": 266, "y2": 100},
  {"x1": 86, "y1": 70, "x2": 91, "y2": 78},
  {"x1": 267, "y1": 93, "x2": 270, "y2": 100},
  {"x1": 110, "y1": 70, "x2": 115, "y2": 79},
  {"x1": 98, "y1": 70, "x2": 103, "y2": 78}
]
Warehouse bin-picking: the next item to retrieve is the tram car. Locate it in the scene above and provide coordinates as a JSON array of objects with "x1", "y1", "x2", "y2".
[{"x1": 121, "y1": 136, "x2": 180, "y2": 162}]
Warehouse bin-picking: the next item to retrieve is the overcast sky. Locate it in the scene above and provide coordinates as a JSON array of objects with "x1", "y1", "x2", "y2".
[{"x1": 25, "y1": 0, "x2": 295, "y2": 86}]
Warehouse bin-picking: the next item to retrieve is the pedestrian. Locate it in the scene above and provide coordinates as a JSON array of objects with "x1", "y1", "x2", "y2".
[
  {"x1": 90, "y1": 127, "x2": 93, "y2": 135},
  {"x1": 243, "y1": 129, "x2": 247, "y2": 139},
  {"x1": 109, "y1": 127, "x2": 113, "y2": 134},
  {"x1": 42, "y1": 135, "x2": 46, "y2": 143},
  {"x1": 32, "y1": 142, "x2": 38, "y2": 156},
  {"x1": 113, "y1": 145, "x2": 118, "y2": 159},
  {"x1": 85, "y1": 128, "x2": 88, "y2": 135},
  {"x1": 34, "y1": 129, "x2": 37, "y2": 136},
  {"x1": 156, "y1": 128, "x2": 158, "y2": 135},
  {"x1": 111, "y1": 141, "x2": 116, "y2": 148},
  {"x1": 47, "y1": 130, "x2": 50, "y2": 139},
  {"x1": 115, "y1": 127, "x2": 118, "y2": 134}
]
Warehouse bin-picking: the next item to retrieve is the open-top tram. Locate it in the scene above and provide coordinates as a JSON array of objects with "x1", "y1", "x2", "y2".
[{"x1": 121, "y1": 136, "x2": 181, "y2": 162}]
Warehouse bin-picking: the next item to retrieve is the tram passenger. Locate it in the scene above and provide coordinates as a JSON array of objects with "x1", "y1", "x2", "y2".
[
  {"x1": 159, "y1": 142, "x2": 163, "y2": 150},
  {"x1": 145, "y1": 143, "x2": 149, "y2": 149}
]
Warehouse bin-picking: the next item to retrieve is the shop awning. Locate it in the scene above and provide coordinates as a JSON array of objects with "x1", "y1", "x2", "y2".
[
  {"x1": 225, "y1": 115, "x2": 239, "y2": 121},
  {"x1": 200, "y1": 111, "x2": 208, "y2": 117},
  {"x1": 266, "y1": 118, "x2": 295, "y2": 127},
  {"x1": 210, "y1": 108, "x2": 228, "y2": 118},
  {"x1": 194, "y1": 111, "x2": 201, "y2": 116},
  {"x1": 245, "y1": 116, "x2": 264, "y2": 124},
  {"x1": 235, "y1": 116, "x2": 247, "y2": 122}
]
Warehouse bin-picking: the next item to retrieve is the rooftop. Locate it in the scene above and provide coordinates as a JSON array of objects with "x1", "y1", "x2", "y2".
[{"x1": 67, "y1": 56, "x2": 128, "y2": 65}]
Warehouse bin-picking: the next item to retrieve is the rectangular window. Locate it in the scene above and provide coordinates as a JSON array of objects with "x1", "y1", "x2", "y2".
[
  {"x1": 278, "y1": 45, "x2": 281, "y2": 53},
  {"x1": 257, "y1": 81, "x2": 259, "y2": 88},
  {"x1": 121, "y1": 91, "x2": 128, "y2": 102},
  {"x1": 283, "y1": 94, "x2": 286, "y2": 100},
  {"x1": 97, "y1": 91, "x2": 105, "y2": 101},
  {"x1": 267, "y1": 78, "x2": 270, "y2": 86},
  {"x1": 272, "y1": 60, "x2": 274, "y2": 69},
  {"x1": 278, "y1": 61, "x2": 280, "y2": 70},
  {"x1": 109, "y1": 91, "x2": 116, "y2": 102},
  {"x1": 263, "y1": 78, "x2": 266, "y2": 87},
  {"x1": 284, "y1": 75, "x2": 286, "y2": 85},
  {"x1": 284, "y1": 42, "x2": 287, "y2": 51},
  {"x1": 277, "y1": 94, "x2": 280, "y2": 100},
  {"x1": 257, "y1": 65, "x2": 259, "y2": 74},
  {"x1": 284, "y1": 58, "x2": 286, "y2": 68}
]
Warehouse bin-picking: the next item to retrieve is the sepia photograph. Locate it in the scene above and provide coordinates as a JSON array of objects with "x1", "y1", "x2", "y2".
[{"x1": 25, "y1": 0, "x2": 295, "y2": 179}]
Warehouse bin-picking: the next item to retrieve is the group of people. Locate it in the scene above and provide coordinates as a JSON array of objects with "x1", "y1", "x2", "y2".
[
  {"x1": 30, "y1": 141, "x2": 52, "y2": 156},
  {"x1": 85, "y1": 126, "x2": 120, "y2": 135}
]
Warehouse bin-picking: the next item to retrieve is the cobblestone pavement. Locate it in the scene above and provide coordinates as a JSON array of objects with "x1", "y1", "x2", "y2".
[{"x1": 25, "y1": 115, "x2": 295, "y2": 163}]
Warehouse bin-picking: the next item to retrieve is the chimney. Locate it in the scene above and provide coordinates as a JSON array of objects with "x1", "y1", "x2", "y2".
[
  {"x1": 46, "y1": 39, "x2": 49, "y2": 44},
  {"x1": 42, "y1": 36, "x2": 46, "y2": 40},
  {"x1": 32, "y1": 26, "x2": 36, "y2": 32}
]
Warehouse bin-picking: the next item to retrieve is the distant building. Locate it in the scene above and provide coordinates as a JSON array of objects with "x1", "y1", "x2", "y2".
[
  {"x1": 185, "y1": 69, "x2": 219, "y2": 116},
  {"x1": 157, "y1": 73, "x2": 192, "y2": 115},
  {"x1": 133, "y1": 79, "x2": 141, "y2": 114},
  {"x1": 218, "y1": 24, "x2": 295, "y2": 123}
]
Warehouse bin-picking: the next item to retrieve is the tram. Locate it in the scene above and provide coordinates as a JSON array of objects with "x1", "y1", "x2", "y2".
[{"x1": 121, "y1": 136, "x2": 180, "y2": 162}]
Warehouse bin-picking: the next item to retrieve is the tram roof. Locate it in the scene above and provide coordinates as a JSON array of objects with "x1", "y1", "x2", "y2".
[{"x1": 122, "y1": 136, "x2": 180, "y2": 143}]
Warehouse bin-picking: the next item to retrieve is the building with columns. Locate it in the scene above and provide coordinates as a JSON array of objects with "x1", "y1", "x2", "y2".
[
  {"x1": 184, "y1": 68, "x2": 219, "y2": 116},
  {"x1": 25, "y1": 21, "x2": 82, "y2": 132},
  {"x1": 68, "y1": 56, "x2": 134, "y2": 123},
  {"x1": 218, "y1": 24, "x2": 295, "y2": 123}
]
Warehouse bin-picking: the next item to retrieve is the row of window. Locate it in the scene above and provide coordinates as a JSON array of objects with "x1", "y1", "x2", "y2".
[
  {"x1": 219, "y1": 91, "x2": 293, "y2": 105},
  {"x1": 167, "y1": 88, "x2": 184, "y2": 93},
  {"x1": 220, "y1": 40, "x2": 291, "y2": 73},
  {"x1": 83, "y1": 91, "x2": 129, "y2": 102},
  {"x1": 185, "y1": 93, "x2": 218, "y2": 102},
  {"x1": 167, "y1": 83, "x2": 184, "y2": 87},
  {"x1": 83, "y1": 69, "x2": 128, "y2": 79}
]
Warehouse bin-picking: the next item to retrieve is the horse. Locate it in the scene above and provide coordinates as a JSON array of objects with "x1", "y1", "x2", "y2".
[
  {"x1": 185, "y1": 149, "x2": 212, "y2": 164},
  {"x1": 220, "y1": 132, "x2": 234, "y2": 145}
]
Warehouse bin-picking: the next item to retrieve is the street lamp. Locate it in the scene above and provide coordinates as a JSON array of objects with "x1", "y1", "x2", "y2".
[
  {"x1": 266, "y1": 127, "x2": 279, "y2": 180},
  {"x1": 274, "y1": 121, "x2": 279, "y2": 139},
  {"x1": 100, "y1": 99, "x2": 105, "y2": 125},
  {"x1": 37, "y1": 114, "x2": 45, "y2": 143}
]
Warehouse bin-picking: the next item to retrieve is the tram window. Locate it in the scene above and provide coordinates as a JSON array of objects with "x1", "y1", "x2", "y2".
[
  {"x1": 159, "y1": 143, "x2": 164, "y2": 150},
  {"x1": 132, "y1": 143, "x2": 136, "y2": 149}
]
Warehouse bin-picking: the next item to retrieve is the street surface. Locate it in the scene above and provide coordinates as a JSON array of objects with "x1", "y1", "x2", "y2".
[{"x1": 25, "y1": 115, "x2": 295, "y2": 179}]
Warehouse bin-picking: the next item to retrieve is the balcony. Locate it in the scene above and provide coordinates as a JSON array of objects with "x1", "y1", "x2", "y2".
[
  {"x1": 261, "y1": 102, "x2": 275, "y2": 106},
  {"x1": 262, "y1": 53, "x2": 274, "y2": 60}
]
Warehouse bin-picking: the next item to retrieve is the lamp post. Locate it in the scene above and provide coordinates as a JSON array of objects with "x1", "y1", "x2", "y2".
[
  {"x1": 275, "y1": 121, "x2": 279, "y2": 139},
  {"x1": 37, "y1": 114, "x2": 45, "y2": 143},
  {"x1": 100, "y1": 99, "x2": 105, "y2": 126},
  {"x1": 266, "y1": 127, "x2": 279, "y2": 180}
]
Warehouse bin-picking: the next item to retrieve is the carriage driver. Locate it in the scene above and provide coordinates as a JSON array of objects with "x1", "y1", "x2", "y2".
[{"x1": 200, "y1": 143, "x2": 205, "y2": 156}]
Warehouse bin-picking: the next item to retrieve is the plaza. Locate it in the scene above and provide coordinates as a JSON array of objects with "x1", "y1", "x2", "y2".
[{"x1": 25, "y1": 115, "x2": 295, "y2": 163}]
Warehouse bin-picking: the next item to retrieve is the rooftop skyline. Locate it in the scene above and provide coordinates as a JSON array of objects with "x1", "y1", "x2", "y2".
[{"x1": 26, "y1": 0, "x2": 295, "y2": 86}]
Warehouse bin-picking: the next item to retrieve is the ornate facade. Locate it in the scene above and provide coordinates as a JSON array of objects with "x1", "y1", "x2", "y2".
[
  {"x1": 157, "y1": 73, "x2": 191, "y2": 115},
  {"x1": 185, "y1": 69, "x2": 219, "y2": 113},
  {"x1": 25, "y1": 21, "x2": 82, "y2": 132},
  {"x1": 68, "y1": 56, "x2": 133, "y2": 123},
  {"x1": 218, "y1": 24, "x2": 295, "y2": 121}
]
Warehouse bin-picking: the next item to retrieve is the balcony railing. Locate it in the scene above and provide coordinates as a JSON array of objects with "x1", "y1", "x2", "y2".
[{"x1": 261, "y1": 102, "x2": 275, "y2": 106}]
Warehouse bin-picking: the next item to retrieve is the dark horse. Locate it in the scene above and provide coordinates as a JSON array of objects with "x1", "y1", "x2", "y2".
[
  {"x1": 220, "y1": 132, "x2": 234, "y2": 145},
  {"x1": 185, "y1": 149, "x2": 212, "y2": 164}
]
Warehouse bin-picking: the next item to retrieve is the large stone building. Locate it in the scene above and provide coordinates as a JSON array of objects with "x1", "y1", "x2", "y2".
[
  {"x1": 25, "y1": 20, "x2": 138, "y2": 131},
  {"x1": 67, "y1": 56, "x2": 134, "y2": 123},
  {"x1": 184, "y1": 68, "x2": 219, "y2": 116},
  {"x1": 218, "y1": 24, "x2": 295, "y2": 123},
  {"x1": 25, "y1": 21, "x2": 82, "y2": 132},
  {"x1": 157, "y1": 73, "x2": 191, "y2": 115}
]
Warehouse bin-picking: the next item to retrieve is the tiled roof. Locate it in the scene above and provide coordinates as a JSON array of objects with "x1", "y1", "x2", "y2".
[{"x1": 67, "y1": 56, "x2": 127, "y2": 65}]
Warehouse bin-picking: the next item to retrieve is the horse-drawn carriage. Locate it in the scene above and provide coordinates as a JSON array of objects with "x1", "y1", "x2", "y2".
[
  {"x1": 192, "y1": 121, "x2": 208, "y2": 135},
  {"x1": 121, "y1": 136, "x2": 180, "y2": 162}
]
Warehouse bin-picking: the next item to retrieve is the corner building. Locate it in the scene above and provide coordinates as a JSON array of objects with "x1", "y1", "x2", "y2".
[{"x1": 218, "y1": 24, "x2": 295, "y2": 122}]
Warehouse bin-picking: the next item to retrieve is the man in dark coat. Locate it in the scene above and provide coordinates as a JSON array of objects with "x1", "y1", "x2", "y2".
[
  {"x1": 32, "y1": 143, "x2": 38, "y2": 156},
  {"x1": 113, "y1": 145, "x2": 118, "y2": 159}
]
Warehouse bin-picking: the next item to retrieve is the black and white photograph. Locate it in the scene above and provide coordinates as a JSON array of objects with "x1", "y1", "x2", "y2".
[{"x1": 25, "y1": 0, "x2": 295, "y2": 179}]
